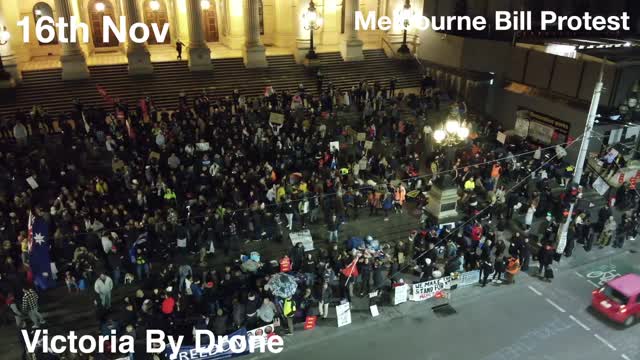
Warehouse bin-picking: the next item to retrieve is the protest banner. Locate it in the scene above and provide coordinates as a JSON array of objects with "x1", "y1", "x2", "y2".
[
  {"x1": 336, "y1": 302, "x2": 352, "y2": 327},
  {"x1": 393, "y1": 284, "x2": 409, "y2": 305},
  {"x1": 247, "y1": 323, "x2": 277, "y2": 352},
  {"x1": 410, "y1": 277, "x2": 452, "y2": 302},
  {"x1": 165, "y1": 328, "x2": 248, "y2": 360},
  {"x1": 304, "y1": 316, "x2": 317, "y2": 330},
  {"x1": 289, "y1": 229, "x2": 314, "y2": 251}
]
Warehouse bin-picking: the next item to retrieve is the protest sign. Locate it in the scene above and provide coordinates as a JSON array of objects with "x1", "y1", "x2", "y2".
[
  {"x1": 393, "y1": 284, "x2": 409, "y2": 305},
  {"x1": 304, "y1": 316, "x2": 317, "y2": 330},
  {"x1": 196, "y1": 142, "x2": 211, "y2": 152},
  {"x1": 329, "y1": 141, "x2": 340, "y2": 152},
  {"x1": 26, "y1": 176, "x2": 39, "y2": 190},
  {"x1": 269, "y1": 112, "x2": 285, "y2": 125},
  {"x1": 497, "y1": 131, "x2": 507, "y2": 144},
  {"x1": 357, "y1": 132, "x2": 366, "y2": 141},
  {"x1": 364, "y1": 140, "x2": 373, "y2": 150},
  {"x1": 592, "y1": 177, "x2": 610, "y2": 196},
  {"x1": 370, "y1": 305, "x2": 380, "y2": 317},
  {"x1": 336, "y1": 303, "x2": 352, "y2": 327},
  {"x1": 289, "y1": 229, "x2": 314, "y2": 251},
  {"x1": 410, "y1": 277, "x2": 452, "y2": 301}
]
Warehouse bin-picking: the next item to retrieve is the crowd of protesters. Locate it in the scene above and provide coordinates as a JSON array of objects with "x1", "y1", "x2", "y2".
[{"x1": 0, "y1": 71, "x2": 637, "y2": 359}]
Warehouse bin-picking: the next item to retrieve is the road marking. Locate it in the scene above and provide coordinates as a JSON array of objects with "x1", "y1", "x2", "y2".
[
  {"x1": 545, "y1": 298, "x2": 566, "y2": 313},
  {"x1": 569, "y1": 315, "x2": 590, "y2": 331},
  {"x1": 594, "y1": 334, "x2": 617, "y2": 351},
  {"x1": 621, "y1": 354, "x2": 631, "y2": 360},
  {"x1": 574, "y1": 272, "x2": 585, "y2": 278},
  {"x1": 528, "y1": 285, "x2": 543, "y2": 296},
  {"x1": 588, "y1": 280, "x2": 600, "y2": 288}
]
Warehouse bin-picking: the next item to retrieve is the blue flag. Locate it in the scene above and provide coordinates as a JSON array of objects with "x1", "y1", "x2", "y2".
[{"x1": 30, "y1": 217, "x2": 53, "y2": 290}]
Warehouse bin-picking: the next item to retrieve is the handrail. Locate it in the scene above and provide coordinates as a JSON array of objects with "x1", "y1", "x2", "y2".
[{"x1": 381, "y1": 36, "x2": 396, "y2": 57}]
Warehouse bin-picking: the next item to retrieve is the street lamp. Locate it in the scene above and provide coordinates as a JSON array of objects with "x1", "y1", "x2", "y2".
[
  {"x1": 149, "y1": 0, "x2": 161, "y2": 11},
  {"x1": 0, "y1": 26, "x2": 10, "y2": 80},
  {"x1": 432, "y1": 112, "x2": 470, "y2": 185},
  {"x1": 302, "y1": 0, "x2": 322, "y2": 59},
  {"x1": 95, "y1": 1, "x2": 106, "y2": 12},
  {"x1": 200, "y1": 0, "x2": 211, "y2": 10},
  {"x1": 397, "y1": 0, "x2": 413, "y2": 55}
]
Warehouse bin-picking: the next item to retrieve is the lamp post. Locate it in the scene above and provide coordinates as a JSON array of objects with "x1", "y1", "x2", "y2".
[
  {"x1": 426, "y1": 108, "x2": 470, "y2": 220},
  {"x1": 0, "y1": 26, "x2": 10, "y2": 80},
  {"x1": 149, "y1": 0, "x2": 161, "y2": 11},
  {"x1": 302, "y1": 0, "x2": 322, "y2": 60},
  {"x1": 397, "y1": 0, "x2": 413, "y2": 55}
]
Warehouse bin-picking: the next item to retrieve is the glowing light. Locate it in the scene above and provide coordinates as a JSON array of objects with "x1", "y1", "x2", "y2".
[
  {"x1": 201, "y1": 0, "x2": 210, "y2": 10},
  {"x1": 95, "y1": 2, "x2": 106, "y2": 12},
  {"x1": 149, "y1": 0, "x2": 161, "y2": 11},
  {"x1": 457, "y1": 126, "x2": 470, "y2": 139},
  {"x1": 433, "y1": 130, "x2": 446, "y2": 143},
  {"x1": 624, "y1": 42, "x2": 631, "y2": 47},
  {"x1": 445, "y1": 119, "x2": 460, "y2": 134},
  {"x1": 35, "y1": 8, "x2": 43, "y2": 16}
]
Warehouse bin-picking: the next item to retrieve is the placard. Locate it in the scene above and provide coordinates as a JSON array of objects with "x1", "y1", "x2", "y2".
[
  {"x1": 514, "y1": 116, "x2": 529, "y2": 138},
  {"x1": 370, "y1": 305, "x2": 379, "y2": 317},
  {"x1": 304, "y1": 315, "x2": 317, "y2": 330},
  {"x1": 329, "y1": 141, "x2": 340, "y2": 152},
  {"x1": 364, "y1": 140, "x2": 373, "y2": 150},
  {"x1": 452, "y1": 270, "x2": 481, "y2": 288},
  {"x1": 196, "y1": 142, "x2": 210, "y2": 152},
  {"x1": 269, "y1": 112, "x2": 285, "y2": 125},
  {"x1": 393, "y1": 284, "x2": 409, "y2": 305},
  {"x1": 336, "y1": 303, "x2": 352, "y2": 327},
  {"x1": 26, "y1": 176, "x2": 39, "y2": 190},
  {"x1": 410, "y1": 277, "x2": 452, "y2": 302},
  {"x1": 497, "y1": 131, "x2": 506, "y2": 144},
  {"x1": 592, "y1": 176, "x2": 610, "y2": 196},
  {"x1": 289, "y1": 229, "x2": 314, "y2": 251},
  {"x1": 357, "y1": 132, "x2": 366, "y2": 141}
]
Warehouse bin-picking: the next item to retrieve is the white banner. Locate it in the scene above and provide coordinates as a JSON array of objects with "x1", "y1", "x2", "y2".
[
  {"x1": 410, "y1": 277, "x2": 451, "y2": 302},
  {"x1": 592, "y1": 177, "x2": 610, "y2": 196},
  {"x1": 393, "y1": 284, "x2": 409, "y2": 305},
  {"x1": 336, "y1": 303, "x2": 352, "y2": 327}
]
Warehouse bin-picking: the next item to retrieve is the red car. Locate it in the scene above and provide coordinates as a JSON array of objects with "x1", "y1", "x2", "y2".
[{"x1": 592, "y1": 273, "x2": 640, "y2": 327}]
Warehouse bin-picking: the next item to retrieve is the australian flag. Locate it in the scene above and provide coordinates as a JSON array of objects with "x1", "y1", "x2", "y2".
[{"x1": 29, "y1": 215, "x2": 54, "y2": 290}]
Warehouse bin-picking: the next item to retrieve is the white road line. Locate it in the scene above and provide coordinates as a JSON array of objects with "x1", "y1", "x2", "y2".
[
  {"x1": 569, "y1": 315, "x2": 591, "y2": 331},
  {"x1": 574, "y1": 272, "x2": 585, "y2": 278},
  {"x1": 588, "y1": 280, "x2": 600, "y2": 288},
  {"x1": 621, "y1": 354, "x2": 631, "y2": 360},
  {"x1": 528, "y1": 285, "x2": 543, "y2": 296},
  {"x1": 594, "y1": 334, "x2": 617, "y2": 351},
  {"x1": 545, "y1": 298, "x2": 566, "y2": 313}
]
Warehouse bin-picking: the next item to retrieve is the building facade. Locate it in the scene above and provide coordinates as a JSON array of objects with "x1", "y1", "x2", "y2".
[{"x1": 0, "y1": 0, "x2": 424, "y2": 81}]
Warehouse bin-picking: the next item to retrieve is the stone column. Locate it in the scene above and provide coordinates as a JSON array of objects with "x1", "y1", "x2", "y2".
[
  {"x1": 294, "y1": 0, "x2": 310, "y2": 64},
  {"x1": 243, "y1": 0, "x2": 267, "y2": 68},
  {"x1": 54, "y1": 0, "x2": 90, "y2": 80},
  {"x1": 340, "y1": 0, "x2": 364, "y2": 61},
  {"x1": 0, "y1": 11, "x2": 20, "y2": 87},
  {"x1": 186, "y1": 0, "x2": 212, "y2": 71},
  {"x1": 123, "y1": 0, "x2": 153, "y2": 75}
]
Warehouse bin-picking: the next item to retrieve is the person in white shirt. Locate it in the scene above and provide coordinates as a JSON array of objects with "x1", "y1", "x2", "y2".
[{"x1": 94, "y1": 274, "x2": 114, "y2": 309}]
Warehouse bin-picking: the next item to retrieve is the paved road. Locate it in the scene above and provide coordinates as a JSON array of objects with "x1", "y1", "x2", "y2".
[{"x1": 255, "y1": 251, "x2": 640, "y2": 360}]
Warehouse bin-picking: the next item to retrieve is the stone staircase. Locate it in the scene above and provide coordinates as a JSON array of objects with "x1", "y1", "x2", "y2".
[{"x1": 0, "y1": 49, "x2": 423, "y2": 117}]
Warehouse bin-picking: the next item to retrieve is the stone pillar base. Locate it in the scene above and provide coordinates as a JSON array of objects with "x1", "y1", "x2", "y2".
[
  {"x1": 426, "y1": 184, "x2": 459, "y2": 221},
  {"x1": 394, "y1": 50, "x2": 414, "y2": 60},
  {"x1": 294, "y1": 39, "x2": 310, "y2": 64},
  {"x1": 1, "y1": 55, "x2": 22, "y2": 84},
  {"x1": 303, "y1": 57, "x2": 321, "y2": 68},
  {"x1": 60, "y1": 54, "x2": 90, "y2": 81},
  {"x1": 340, "y1": 38, "x2": 364, "y2": 62},
  {"x1": 127, "y1": 48, "x2": 153, "y2": 75},
  {"x1": 0, "y1": 76, "x2": 16, "y2": 89},
  {"x1": 188, "y1": 46, "x2": 213, "y2": 71},
  {"x1": 243, "y1": 44, "x2": 268, "y2": 68}
]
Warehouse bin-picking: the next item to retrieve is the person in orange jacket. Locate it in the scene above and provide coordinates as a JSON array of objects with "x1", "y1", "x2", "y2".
[{"x1": 505, "y1": 256, "x2": 520, "y2": 284}]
